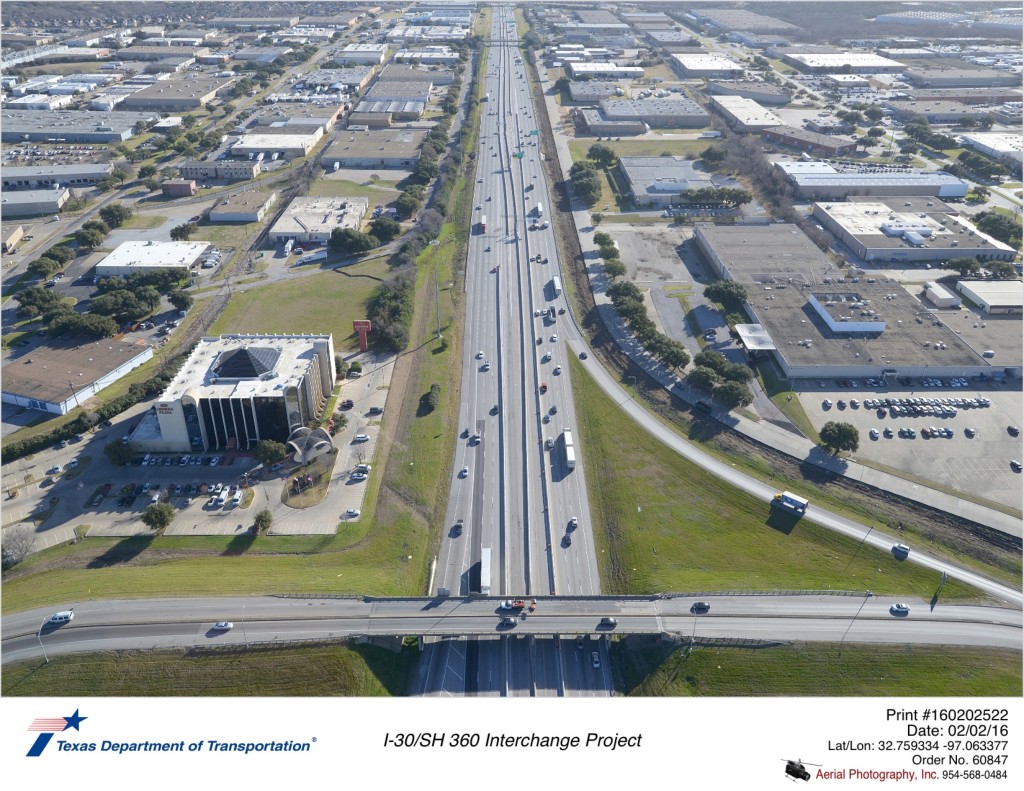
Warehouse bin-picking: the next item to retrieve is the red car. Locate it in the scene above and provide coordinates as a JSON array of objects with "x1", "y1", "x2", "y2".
[{"x1": 539, "y1": 383, "x2": 548, "y2": 394}]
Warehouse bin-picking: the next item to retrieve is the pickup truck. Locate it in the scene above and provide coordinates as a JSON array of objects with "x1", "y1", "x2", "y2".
[{"x1": 499, "y1": 599, "x2": 526, "y2": 610}]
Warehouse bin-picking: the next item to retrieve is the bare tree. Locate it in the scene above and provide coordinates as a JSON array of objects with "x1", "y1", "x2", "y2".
[{"x1": 1, "y1": 525, "x2": 36, "y2": 569}]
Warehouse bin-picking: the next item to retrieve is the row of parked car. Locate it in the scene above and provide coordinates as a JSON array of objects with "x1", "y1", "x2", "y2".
[{"x1": 137, "y1": 454, "x2": 221, "y2": 467}]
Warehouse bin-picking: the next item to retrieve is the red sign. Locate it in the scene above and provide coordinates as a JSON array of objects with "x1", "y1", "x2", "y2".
[
  {"x1": 157, "y1": 404, "x2": 174, "y2": 414},
  {"x1": 353, "y1": 320, "x2": 372, "y2": 333}
]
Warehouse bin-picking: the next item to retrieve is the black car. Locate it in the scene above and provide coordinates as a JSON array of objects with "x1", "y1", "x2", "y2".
[
  {"x1": 340, "y1": 400, "x2": 354, "y2": 410},
  {"x1": 691, "y1": 601, "x2": 711, "y2": 614},
  {"x1": 579, "y1": 352, "x2": 588, "y2": 360},
  {"x1": 562, "y1": 534, "x2": 572, "y2": 547}
]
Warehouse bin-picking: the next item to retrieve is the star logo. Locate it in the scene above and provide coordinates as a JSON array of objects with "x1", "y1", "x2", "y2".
[{"x1": 26, "y1": 709, "x2": 87, "y2": 757}]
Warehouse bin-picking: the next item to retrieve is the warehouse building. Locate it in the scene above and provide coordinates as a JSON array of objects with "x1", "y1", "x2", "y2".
[
  {"x1": 781, "y1": 52, "x2": 904, "y2": 73},
  {"x1": 958, "y1": 133, "x2": 1024, "y2": 168},
  {"x1": 691, "y1": 222, "x2": 1005, "y2": 380},
  {"x1": 761, "y1": 126, "x2": 858, "y2": 157},
  {"x1": 394, "y1": 46, "x2": 460, "y2": 64},
  {"x1": 812, "y1": 198, "x2": 1016, "y2": 264},
  {"x1": 956, "y1": 281, "x2": 1023, "y2": 315},
  {"x1": 336, "y1": 43, "x2": 389, "y2": 65},
  {"x1": 2, "y1": 338, "x2": 154, "y2": 416},
  {"x1": 904, "y1": 67, "x2": 1020, "y2": 88},
  {"x1": 599, "y1": 97, "x2": 709, "y2": 128},
  {"x1": 1, "y1": 109, "x2": 158, "y2": 143},
  {"x1": 354, "y1": 99, "x2": 424, "y2": 122},
  {"x1": 0, "y1": 187, "x2": 71, "y2": 218},
  {"x1": 1, "y1": 163, "x2": 113, "y2": 189},
  {"x1": 120, "y1": 45, "x2": 210, "y2": 62},
  {"x1": 566, "y1": 62, "x2": 645, "y2": 80},
  {"x1": 209, "y1": 17, "x2": 300, "y2": 28},
  {"x1": 618, "y1": 156, "x2": 719, "y2": 208},
  {"x1": 121, "y1": 75, "x2": 235, "y2": 110},
  {"x1": 233, "y1": 47, "x2": 292, "y2": 64},
  {"x1": 706, "y1": 80, "x2": 790, "y2": 105},
  {"x1": 903, "y1": 87, "x2": 1023, "y2": 105},
  {"x1": 208, "y1": 191, "x2": 278, "y2": 223},
  {"x1": 131, "y1": 334, "x2": 334, "y2": 453},
  {"x1": 688, "y1": 8, "x2": 799, "y2": 33},
  {"x1": 645, "y1": 31, "x2": 706, "y2": 52},
  {"x1": 671, "y1": 53, "x2": 744, "y2": 78},
  {"x1": 774, "y1": 161, "x2": 969, "y2": 200},
  {"x1": 300, "y1": 67, "x2": 375, "y2": 93},
  {"x1": 579, "y1": 109, "x2": 646, "y2": 137},
  {"x1": 178, "y1": 161, "x2": 260, "y2": 181},
  {"x1": 95, "y1": 241, "x2": 210, "y2": 278},
  {"x1": 365, "y1": 80, "x2": 432, "y2": 103},
  {"x1": 322, "y1": 129, "x2": 426, "y2": 168},
  {"x1": 231, "y1": 128, "x2": 324, "y2": 160},
  {"x1": 884, "y1": 99, "x2": 989, "y2": 125},
  {"x1": 5, "y1": 93, "x2": 76, "y2": 111},
  {"x1": 268, "y1": 196, "x2": 368, "y2": 244},
  {"x1": 568, "y1": 81, "x2": 624, "y2": 103},
  {"x1": 378, "y1": 63, "x2": 454, "y2": 86},
  {"x1": 709, "y1": 95, "x2": 782, "y2": 131},
  {"x1": 161, "y1": 179, "x2": 197, "y2": 198}
]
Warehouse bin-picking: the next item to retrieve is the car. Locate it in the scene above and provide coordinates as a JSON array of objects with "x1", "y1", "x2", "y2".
[
  {"x1": 591, "y1": 651, "x2": 601, "y2": 669},
  {"x1": 460, "y1": 466, "x2": 469, "y2": 478},
  {"x1": 340, "y1": 399, "x2": 355, "y2": 410},
  {"x1": 850, "y1": 399, "x2": 859, "y2": 409},
  {"x1": 350, "y1": 472, "x2": 368, "y2": 482},
  {"x1": 65, "y1": 459, "x2": 78, "y2": 470},
  {"x1": 562, "y1": 534, "x2": 572, "y2": 547},
  {"x1": 1008, "y1": 426, "x2": 1020, "y2": 437},
  {"x1": 550, "y1": 334, "x2": 558, "y2": 342},
  {"x1": 47, "y1": 465, "x2": 60, "y2": 475},
  {"x1": 502, "y1": 616, "x2": 517, "y2": 627},
  {"x1": 212, "y1": 621, "x2": 233, "y2": 630},
  {"x1": 964, "y1": 426, "x2": 976, "y2": 437},
  {"x1": 823, "y1": 399, "x2": 832, "y2": 408},
  {"x1": 691, "y1": 601, "x2": 711, "y2": 614},
  {"x1": 569, "y1": 516, "x2": 578, "y2": 530},
  {"x1": 484, "y1": 246, "x2": 491, "y2": 252},
  {"x1": 209, "y1": 456, "x2": 220, "y2": 467},
  {"x1": 355, "y1": 464, "x2": 372, "y2": 474},
  {"x1": 481, "y1": 362, "x2": 491, "y2": 371},
  {"x1": 368, "y1": 406, "x2": 384, "y2": 415},
  {"x1": 576, "y1": 636, "x2": 585, "y2": 649},
  {"x1": 892, "y1": 543, "x2": 910, "y2": 556},
  {"x1": 869, "y1": 429, "x2": 879, "y2": 440},
  {"x1": 344, "y1": 508, "x2": 361, "y2": 518},
  {"x1": 549, "y1": 405, "x2": 558, "y2": 414},
  {"x1": 883, "y1": 427, "x2": 893, "y2": 438},
  {"x1": 353, "y1": 434, "x2": 369, "y2": 443},
  {"x1": 451, "y1": 520, "x2": 464, "y2": 537},
  {"x1": 539, "y1": 382, "x2": 548, "y2": 394},
  {"x1": 889, "y1": 603, "x2": 910, "y2": 616},
  {"x1": 190, "y1": 215, "x2": 203, "y2": 222},
  {"x1": 579, "y1": 352, "x2": 588, "y2": 360},
  {"x1": 599, "y1": 617, "x2": 617, "y2": 628},
  {"x1": 49, "y1": 611, "x2": 74, "y2": 625},
  {"x1": 1012, "y1": 460, "x2": 1023, "y2": 473},
  {"x1": 553, "y1": 365, "x2": 561, "y2": 375},
  {"x1": 491, "y1": 404, "x2": 499, "y2": 415},
  {"x1": 476, "y1": 350, "x2": 484, "y2": 359}
]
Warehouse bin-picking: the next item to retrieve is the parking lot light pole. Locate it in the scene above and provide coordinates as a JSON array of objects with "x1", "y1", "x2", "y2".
[{"x1": 37, "y1": 619, "x2": 49, "y2": 663}]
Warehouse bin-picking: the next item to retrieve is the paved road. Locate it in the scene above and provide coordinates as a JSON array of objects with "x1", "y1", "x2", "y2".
[{"x1": 4, "y1": 594, "x2": 1019, "y2": 665}]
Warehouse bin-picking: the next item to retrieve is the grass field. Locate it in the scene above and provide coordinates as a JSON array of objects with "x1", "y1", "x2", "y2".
[
  {"x1": 119, "y1": 213, "x2": 167, "y2": 230},
  {"x1": 210, "y1": 264, "x2": 388, "y2": 353},
  {"x1": 754, "y1": 359, "x2": 820, "y2": 443},
  {"x1": 614, "y1": 639, "x2": 1022, "y2": 696},
  {"x1": 568, "y1": 355, "x2": 982, "y2": 599},
  {"x1": 2, "y1": 643, "x2": 417, "y2": 696},
  {"x1": 307, "y1": 177, "x2": 402, "y2": 204},
  {"x1": 567, "y1": 138, "x2": 712, "y2": 162}
]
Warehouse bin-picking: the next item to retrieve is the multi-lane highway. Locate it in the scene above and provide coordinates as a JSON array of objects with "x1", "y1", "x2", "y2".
[{"x1": 420, "y1": 7, "x2": 606, "y2": 696}]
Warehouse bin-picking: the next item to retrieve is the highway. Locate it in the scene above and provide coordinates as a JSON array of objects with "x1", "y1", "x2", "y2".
[
  {"x1": 4, "y1": 595, "x2": 1019, "y2": 665},
  {"x1": 423, "y1": 6, "x2": 606, "y2": 696}
]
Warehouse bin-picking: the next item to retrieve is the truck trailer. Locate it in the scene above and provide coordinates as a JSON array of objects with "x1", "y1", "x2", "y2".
[
  {"x1": 772, "y1": 491, "x2": 808, "y2": 514},
  {"x1": 563, "y1": 428, "x2": 576, "y2": 471}
]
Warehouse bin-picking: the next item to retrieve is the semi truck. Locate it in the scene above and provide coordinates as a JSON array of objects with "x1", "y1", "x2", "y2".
[
  {"x1": 480, "y1": 214, "x2": 487, "y2": 233},
  {"x1": 535, "y1": 202, "x2": 544, "y2": 217},
  {"x1": 772, "y1": 491, "x2": 808, "y2": 514},
  {"x1": 563, "y1": 428, "x2": 576, "y2": 471},
  {"x1": 479, "y1": 547, "x2": 492, "y2": 595},
  {"x1": 298, "y1": 250, "x2": 328, "y2": 265},
  {"x1": 552, "y1": 276, "x2": 562, "y2": 296}
]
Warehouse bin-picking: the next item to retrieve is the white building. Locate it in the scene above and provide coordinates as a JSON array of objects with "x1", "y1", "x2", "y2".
[
  {"x1": 336, "y1": 43, "x2": 388, "y2": 64},
  {"x1": 231, "y1": 128, "x2": 324, "y2": 159},
  {"x1": 268, "y1": 196, "x2": 368, "y2": 244},
  {"x1": 95, "y1": 240, "x2": 210, "y2": 278}
]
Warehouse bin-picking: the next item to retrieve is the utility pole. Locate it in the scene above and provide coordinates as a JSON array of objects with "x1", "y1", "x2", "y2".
[
  {"x1": 429, "y1": 239, "x2": 442, "y2": 339},
  {"x1": 37, "y1": 619, "x2": 49, "y2": 663}
]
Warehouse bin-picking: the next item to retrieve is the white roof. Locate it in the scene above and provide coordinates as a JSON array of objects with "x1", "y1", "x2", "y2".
[
  {"x1": 710, "y1": 95, "x2": 782, "y2": 127},
  {"x1": 957, "y1": 280, "x2": 1023, "y2": 308},
  {"x1": 785, "y1": 53, "x2": 903, "y2": 69},
  {"x1": 99, "y1": 240, "x2": 209, "y2": 269},
  {"x1": 672, "y1": 53, "x2": 743, "y2": 71}
]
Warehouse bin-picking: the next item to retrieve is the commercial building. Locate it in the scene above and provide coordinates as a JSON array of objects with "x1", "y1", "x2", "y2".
[
  {"x1": 120, "y1": 45, "x2": 209, "y2": 62},
  {"x1": 579, "y1": 109, "x2": 646, "y2": 137},
  {"x1": 231, "y1": 128, "x2": 324, "y2": 160},
  {"x1": 568, "y1": 81, "x2": 624, "y2": 103},
  {"x1": 599, "y1": 97, "x2": 709, "y2": 128},
  {"x1": 781, "y1": 53, "x2": 904, "y2": 73},
  {"x1": 691, "y1": 222, "x2": 1004, "y2": 380},
  {"x1": 884, "y1": 99, "x2": 989, "y2": 125},
  {"x1": 904, "y1": 67, "x2": 1020, "y2": 88},
  {"x1": 5, "y1": 93, "x2": 75, "y2": 111},
  {"x1": 161, "y1": 179, "x2": 197, "y2": 198},
  {"x1": 825, "y1": 74, "x2": 871, "y2": 89},
  {"x1": 365, "y1": 80, "x2": 432, "y2": 103},
  {"x1": 209, "y1": 17, "x2": 300, "y2": 29},
  {"x1": 178, "y1": 160, "x2": 260, "y2": 182},
  {"x1": 1, "y1": 163, "x2": 113, "y2": 189},
  {"x1": 268, "y1": 196, "x2": 368, "y2": 244},
  {"x1": 774, "y1": 161, "x2": 969, "y2": 200},
  {"x1": 0, "y1": 187, "x2": 70, "y2": 219},
  {"x1": 300, "y1": 67, "x2": 375, "y2": 93},
  {"x1": 688, "y1": 8, "x2": 799, "y2": 33},
  {"x1": 131, "y1": 334, "x2": 334, "y2": 452},
  {"x1": 923, "y1": 281, "x2": 961, "y2": 309},
  {"x1": 706, "y1": 80, "x2": 790, "y2": 105},
  {"x1": 233, "y1": 47, "x2": 292, "y2": 64},
  {"x1": 904, "y1": 87, "x2": 1023, "y2": 105},
  {"x1": 121, "y1": 76, "x2": 235, "y2": 110},
  {"x1": 322, "y1": 129, "x2": 426, "y2": 168},
  {"x1": 336, "y1": 44, "x2": 388, "y2": 65},
  {"x1": 709, "y1": 95, "x2": 782, "y2": 131},
  {"x1": 726, "y1": 32, "x2": 791, "y2": 49},
  {"x1": 645, "y1": 31, "x2": 705, "y2": 52},
  {"x1": 761, "y1": 126, "x2": 858, "y2": 157},
  {"x1": 956, "y1": 281, "x2": 1023, "y2": 315},
  {"x1": 2, "y1": 225, "x2": 25, "y2": 253},
  {"x1": 394, "y1": 46, "x2": 460, "y2": 64},
  {"x1": 209, "y1": 191, "x2": 278, "y2": 223},
  {"x1": 671, "y1": 53, "x2": 744, "y2": 78},
  {"x1": 354, "y1": 99, "x2": 424, "y2": 122},
  {"x1": 95, "y1": 241, "x2": 210, "y2": 278},
  {"x1": 566, "y1": 62, "x2": 645, "y2": 80},
  {"x1": 958, "y1": 133, "x2": 1024, "y2": 168},
  {"x1": 618, "y1": 156, "x2": 717, "y2": 208},
  {"x1": 2, "y1": 338, "x2": 154, "y2": 416},
  {"x1": 247, "y1": 106, "x2": 345, "y2": 134},
  {"x1": 812, "y1": 198, "x2": 1016, "y2": 264},
  {"x1": 379, "y1": 63, "x2": 454, "y2": 86},
  {"x1": 385, "y1": 26, "x2": 470, "y2": 44}
]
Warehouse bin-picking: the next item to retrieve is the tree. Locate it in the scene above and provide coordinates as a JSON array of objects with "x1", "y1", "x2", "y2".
[
  {"x1": 591, "y1": 212, "x2": 603, "y2": 226},
  {"x1": 947, "y1": 256, "x2": 981, "y2": 277},
  {"x1": 28, "y1": 257, "x2": 62, "y2": 279},
  {"x1": 989, "y1": 261, "x2": 1017, "y2": 279},
  {"x1": 329, "y1": 228, "x2": 379, "y2": 255},
  {"x1": 866, "y1": 127, "x2": 886, "y2": 138},
  {"x1": 686, "y1": 366, "x2": 720, "y2": 392},
  {"x1": 593, "y1": 231, "x2": 613, "y2": 247},
  {"x1": 370, "y1": 216, "x2": 401, "y2": 243},
  {"x1": 713, "y1": 380, "x2": 753, "y2": 408},
  {"x1": 1, "y1": 525, "x2": 35, "y2": 570},
  {"x1": 603, "y1": 259, "x2": 626, "y2": 279},
  {"x1": 255, "y1": 440, "x2": 288, "y2": 466},
  {"x1": 254, "y1": 509, "x2": 273, "y2": 533},
  {"x1": 168, "y1": 290, "x2": 193, "y2": 312},
  {"x1": 82, "y1": 219, "x2": 109, "y2": 236},
  {"x1": 76, "y1": 227, "x2": 106, "y2": 249},
  {"x1": 554, "y1": 76, "x2": 570, "y2": 92},
  {"x1": 856, "y1": 136, "x2": 876, "y2": 151},
  {"x1": 704, "y1": 280, "x2": 748, "y2": 307},
  {"x1": 410, "y1": 158, "x2": 439, "y2": 185},
  {"x1": 141, "y1": 501, "x2": 175, "y2": 530},
  {"x1": 45, "y1": 245, "x2": 75, "y2": 264},
  {"x1": 138, "y1": 164, "x2": 157, "y2": 178},
  {"x1": 588, "y1": 143, "x2": 617, "y2": 167},
  {"x1": 142, "y1": 176, "x2": 161, "y2": 192},
  {"x1": 170, "y1": 223, "x2": 198, "y2": 241},
  {"x1": 863, "y1": 106, "x2": 885, "y2": 123},
  {"x1": 99, "y1": 202, "x2": 133, "y2": 228},
  {"x1": 395, "y1": 191, "x2": 421, "y2": 220},
  {"x1": 104, "y1": 441, "x2": 134, "y2": 467},
  {"x1": 819, "y1": 421, "x2": 859, "y2": 453}
]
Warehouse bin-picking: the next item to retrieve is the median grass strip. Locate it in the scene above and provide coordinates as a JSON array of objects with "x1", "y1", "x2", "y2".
[
  {"x1": 568, "y1": 355, "x2": 982, "y2": 600},
  {"x1": 613, "y1": 639, "x2": 1022, "y2": 697},
  {"x1": 1, "y1": 643, "x2": 418, "y2": 696}
]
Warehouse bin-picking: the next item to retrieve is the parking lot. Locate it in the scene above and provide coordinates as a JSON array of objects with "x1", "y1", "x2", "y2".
[{"x1": 800, "y1": 377, "x2": 1023, "y2": 509}]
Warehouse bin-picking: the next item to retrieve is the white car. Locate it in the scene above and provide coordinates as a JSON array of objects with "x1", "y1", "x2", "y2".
[
  {"x1": 550, "y1": 334, "x2": 558, "y2": 342},
  {"x1": 213, "y1": 621, "x2": 233, "y2": 630},
  {"x1": 353, "y1": 434, "x2": 369, "y2": 443},
  {"x1": 553, "y1": 365, "x2": 561, "y2": 375},
  {"x1": 344, "y1": 509, "x2": 361, "y2": 518},
  {"x1": 482, "y1": 362, "x2": 491, "y2": 371},
  {"x1": 476, "y1": 350, "x2": 484, "y2": 359},
  {"x1": 350, "y1": 472, "x2": 367, "y2": 481},
  {"x1": 460, "y1": 466, "x2": 469, "y2": 478},
  {"x1": 889, "y1": 603, "x2": 910, "y2": 616}
]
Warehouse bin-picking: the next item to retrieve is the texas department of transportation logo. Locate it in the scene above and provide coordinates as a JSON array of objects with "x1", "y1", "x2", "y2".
[{"x1": 26, "y1": 709, "x2": 87, "y2": 757}]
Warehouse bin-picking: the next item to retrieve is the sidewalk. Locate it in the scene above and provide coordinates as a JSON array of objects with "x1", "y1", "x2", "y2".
[{"x1": 535, "y1": 73, "x2": 1021, "y2": 538}]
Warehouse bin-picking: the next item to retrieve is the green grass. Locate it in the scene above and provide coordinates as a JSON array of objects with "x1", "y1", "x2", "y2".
[
  {"x1": 615, "y1": 639, "x2": 1022, "y2": 696},
  {"x1": 119, "y1": 213, "x2": 167, "y2": 230},
  {"x1": 210, "y1": 264, "x2": 388, "y2": 353},
  {"x1": 307, "y1": 177, "x2": 402, "y2": 205},
  {"x1": 1, "y1": 643, "x2": 418, "y2": 696},
  {"x1": 569, "y1": 355, "x2": 982, "y2": 599},
  {"x1": 754, "y1": 359, "x2": 820, "y2": 443},
  {"x1": 568, "y1": 138, "x2": 710, "y2": 162}
]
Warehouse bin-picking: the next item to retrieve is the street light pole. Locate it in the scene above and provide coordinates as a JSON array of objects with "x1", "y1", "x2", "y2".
[
  {"x1": 241, "y1": 605, "x2": 248, "y2": 648},
  {"x1": 429, "y1": 239, "x2": 442, "y2": 340},
  {"x1": 37, "y1": 619, "x2": 49, "y2": 663}
]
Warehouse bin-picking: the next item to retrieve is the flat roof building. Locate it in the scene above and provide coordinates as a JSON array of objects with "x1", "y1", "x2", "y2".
[
  {"x1": 268, "y1": 196, "x2": 368, "y2": 244},
  {"x1": 618, "y1": 156, "x2": 717, "y2": 207},
  {"x1": 299, "y1": 67, "x2": 375, "y2": 93},
  {"x1": 775, "y1": 161, "x2": 969, "y2": 200},
  {"x1": 0, "y1": 109, "x2": 157, "y2": 143},
  {"x1": 121, "y1": 75, "x2": 235, "y2": 110},
  {"x1": 761, "y1": 126, "x2": 858, "y2": 157},
  {"x1": 781, "y1": 52, "x2": 904, "y2": 73},
  {"x1": 209, "y1": 17, "x2": 300, "y2": 29},
  {"x1": 579, "y1": 109, "x2": 646, "y2": 137},
  {"x1": 566, "y1": 62, "x2": 645, "y2": 80},
  {"x1": 394, "y1": 46, "x2": 459, "y2": 64},
  {"x1": 0, "y1": 187, "x2": 70, "y2": 219},
  {"x1": 1, "y1": 163, "x2": 113, "y2": 189},
  {"x1": 161, "y1": 179, "x2": 197, "y2": 198},
  {"x1": 671, "y1": 53, "x2": 744, "y2": 78},
  {"x1": 599, "y1": 97, "x2": 709, "y2": 128},
  {"x1": 2, "y1": 338, "x2": 154, "y2": 416},
  {"x1": 706, "y1": 80, "x2": 791, "y2": 105},
  {"x1": 355, "y1": 99, "x2": 424, "y2": 121},
  {"x1": 884, "y1": 99, "x2": 990, "y2": 124},
  {"x1": 568, "y1": 81, "x2": 624, "y2": 103},
  {"x1": 709, "y1": 95, "x2": 782, "y2": 131},
  {"x1": 956, "y1": 280, "x2": 1023, "y2": 315},
  {"x1": 645, "y1": 31, "x2": 705, "y2": 52},
  {"x1": 689, "y1": 8, "x2": 799, "y2": 33},
  {"x1": 959, "y1": 133, "x2": 1024, "y2": 168},
  {"x1": 179, "y1": 160, "x2": 260, "y2": 182},
  {"x1": 336, "y1": 43, "x2": 388, "y2": 65},
  {"x1": 231, "y1": 128, "x2": 324, "y2": 160},
  {"x1": 95, "y1": 241, "x2": 210, "y2": 278},
  {"x1": 209, "y1": 191, "x2": 278, "y2": 223},
  {"x1": 812, "y1": 198, "x2": 1016, "y2": 264},
  {"x1": 904, "y1": 67, "x2": 1021, "y2": 88},
  {"x1": 322, "y1": 129, "x2": 426, "y2": 168}
]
